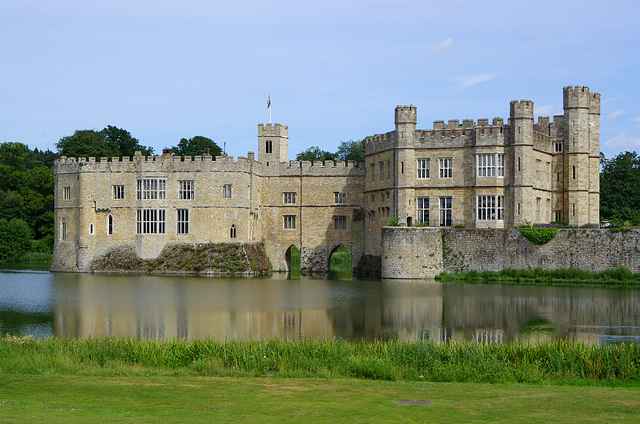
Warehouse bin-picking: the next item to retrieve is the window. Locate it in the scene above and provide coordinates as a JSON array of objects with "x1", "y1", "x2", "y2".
[
  {"x1": 536, "y1": 198, "x2": 541, "y2": 222},
  {"x1": 136, "y1": 209, "x2": 166, "y2": 234},
  {"x1": 439, "y1": 158, "x2": 452, "y2": 178},
  {"x1": 334, "y1": 192, "x2": 347, "y2": 204},
  {"x1": 89, "y1": 223, "x2": 94, "y2": 235},
  {"x1": 63, "y1": 186, "x2": 71, "y2": 201},
  {"x1": 476, "y1": 195, "x2": 504, "y2": 221},
  {"x1": 417, "y1": 197, "x2": 429, "y2": 225},
  {"x1": 517, "y1": 157, "x2": 521, "y2": 172},
  {"x1": 476, "y1": 154, "x2": 496, "y2": 177},
  {"x1": 370, "y1": 163, "x2": 375, "y2": 183},
  {"x1": 555, "y1": 210, "x2": 563, "y2": 222},
  {"x1": 179, "y1": 180, "x2": 195, "y2": 200},
  {"x1": 283, "y1": 192, "x2": 296, "y2": 204},
  {"x1": 223, "y1": 184, "x2": 232, "y2": 199},
  {"x1": 283, "y1": 215, "x2": 296, "y2": 229},
  {"x1": 334, "y1": 215, "x2": 347, "y2": 230},
  {"x1": 417, "y1": 159, "x2": 430, "y2": 179},
  {"x1": 112, "y1": 185, "x2": 125, "y2": 200},
  {"x1": 136, "y1": 179, "x2": 166, "y2": 200},
  {"x1": 379, "y1": 161, "x2": 384, "y2": 181},
  {"x1": 497, "y1": 154, "x2": 505, "y2": 177},
  {"x1": 572, "y1": 166, "x2": 576, "y2": 180},
  {"x1": 107, "y1": 215, "x2": 113, "y2": 235},
  {"x1": 61, "y1": 218, "x2": 66, "y2": 241},
  {"x1": 177, "y1": 209, "x2": 189, "y2": 234},
  {"x1": 555, "y1": 142, "x2": 563, "y2": 152},
  {"x1": 387, "y1": 160, "x2": 391, "y2": 180},
  {"x1": 266, "y1": 140, "x2": 272, "y2": 154},
  {"x1": 230, "y1": 225, "x2": 237, "y2": 238},
  {"x1": 439, "y1": 197, "x2": 452, "y2": 226},
  {"x1": 536, "y1": 159, "x2": 541, "y2": 181}
]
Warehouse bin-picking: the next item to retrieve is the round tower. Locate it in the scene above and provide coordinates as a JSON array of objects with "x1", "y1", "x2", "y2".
[
  {"x1": 258, "y1": 123, "x2": 289, "y2": 166},
  {"x1": 562, "y1": 86, "x2": 591, "y2": 226},
  {"x1": 393, "y1": 105, "x2": 417, "y2": 223}
]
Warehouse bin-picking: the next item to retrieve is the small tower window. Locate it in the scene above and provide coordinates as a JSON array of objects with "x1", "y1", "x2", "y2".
[
  {"x1": 572, "y1": 166, "x2": 576, "y2": 180},
  {"x1": 107, "y1": 215, "x2": 113, "y2": 235},
  {"x1": 89, "y1": 223, "x2": 94, "y2": 235},
  {"x1": 61, "y1": 218, "x2": 67, "y2": 241},
  {"x1": 266, "y1": 140, "x2": 273, "y2": 154},
  {"x1": 230, "y1": 224, "x2": 237, "y2": 239}
]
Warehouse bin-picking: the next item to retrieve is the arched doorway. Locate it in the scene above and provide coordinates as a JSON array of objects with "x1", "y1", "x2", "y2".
[
  {"x1": 285, "y1": 245, "x2": 301, "y2": 279},
  {"x1": 329, "y1": 245, "x2": 352, "y2": 280}
]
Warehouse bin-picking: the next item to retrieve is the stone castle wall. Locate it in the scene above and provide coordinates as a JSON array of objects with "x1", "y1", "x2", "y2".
[{"x1": 381, "y1": 228, "x2": 640, "y2": 278}]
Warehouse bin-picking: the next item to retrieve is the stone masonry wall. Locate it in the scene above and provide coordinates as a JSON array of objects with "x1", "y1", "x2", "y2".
[{"x1": 381, "y1": 228, "x2": 640, "y2": 278}]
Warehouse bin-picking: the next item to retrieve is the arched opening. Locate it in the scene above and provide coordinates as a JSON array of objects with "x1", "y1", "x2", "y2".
[
  {"x1": 230, "y1": 224, "x2": 236, "y2": 239},
  {"x1": 329, "y1": 245, "x2": 352, "y2": 280},
  {"x1": 285, "y1": 245, "x2": 301, "y2": 279},
  {"x1": 107, "y1": 214, "x2": 113, "y2": 235},
  {"x1": 407, "y1": 216, "x2": 413, "y2": 227}
]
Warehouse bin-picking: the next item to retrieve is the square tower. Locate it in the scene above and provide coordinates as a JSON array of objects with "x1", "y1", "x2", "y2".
[{"x1": 258, "y1": 123, "x2": 288, "y2": 165}]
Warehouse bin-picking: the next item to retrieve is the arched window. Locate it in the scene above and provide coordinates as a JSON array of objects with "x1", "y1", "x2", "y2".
[
  {"x1": 108, "y1": 214, "x2": 113, "y2": 235},
  {"x1": 230, "y1": 224, "x2": 237, "y2": 239},
  {"x1": 265, "y1": 140, "x2": 273, "y2": 154}
]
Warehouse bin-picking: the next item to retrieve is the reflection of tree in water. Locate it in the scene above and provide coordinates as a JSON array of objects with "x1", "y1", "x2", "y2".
[{"x1": 329, "y1": 246, "x2": 352, "y2": 281}]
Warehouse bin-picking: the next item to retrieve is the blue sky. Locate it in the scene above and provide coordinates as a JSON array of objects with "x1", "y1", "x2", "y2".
[{"x1": 1, "y1": 0, "x2": 639, "y2": 159}]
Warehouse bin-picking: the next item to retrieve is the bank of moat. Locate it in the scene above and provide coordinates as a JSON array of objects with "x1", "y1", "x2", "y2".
[{"x1": 52, "y1": 86, "x2": 601, "y2": 273}]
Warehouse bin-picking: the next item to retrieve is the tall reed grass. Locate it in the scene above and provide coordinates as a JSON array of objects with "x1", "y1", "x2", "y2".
[{"x1": 1, "y1": 336, "x2": 638, "y2": 385}]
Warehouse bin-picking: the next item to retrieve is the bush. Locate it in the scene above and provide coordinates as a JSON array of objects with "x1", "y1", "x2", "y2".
[
  {"x1": 0, "y1": 218, "x2": 33, "y2": 262},
  {"x1": 518, "y1": 226, "x2": 558, "y2": 245}
]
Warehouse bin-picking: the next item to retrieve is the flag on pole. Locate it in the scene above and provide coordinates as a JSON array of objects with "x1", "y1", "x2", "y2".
[{"x1": 267, "y1": 91, "x2": 271, "y2": 109}]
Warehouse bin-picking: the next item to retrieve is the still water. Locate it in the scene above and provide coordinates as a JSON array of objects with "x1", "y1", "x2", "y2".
[{"x1": 1, "y1": 266, "x2": 639, "y2": 345}]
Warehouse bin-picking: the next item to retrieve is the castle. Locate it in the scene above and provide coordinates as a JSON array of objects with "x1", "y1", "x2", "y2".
[{"x1": 51, "y1": 86, "x2": 601, "y2": 273}]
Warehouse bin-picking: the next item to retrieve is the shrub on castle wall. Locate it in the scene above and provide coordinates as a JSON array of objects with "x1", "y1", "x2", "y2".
[{"x1": 518, "y1": 226, "x2": 558, "y2": 245}]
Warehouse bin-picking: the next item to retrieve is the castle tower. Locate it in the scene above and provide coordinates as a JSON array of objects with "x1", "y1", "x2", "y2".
[
  {"x1": 562, "y1": 86, "x2": 593, "y2": 226},
  {"x1": 394, "y1": 105, "x2": 417, "y2": 221},
  {"x1": 588, "y1": 89, "x2": 601, "y2": 224},
  {"x1": 258, "y1": 123, "x2": 288, "y2": 165},
  {"x1": 509, "y1": 100, "x2": 534, "y2": 226}
]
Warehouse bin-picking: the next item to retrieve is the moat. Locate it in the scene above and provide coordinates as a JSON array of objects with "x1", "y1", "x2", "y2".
[{"x1": 1, "y1": 266, "x2": 639, "y2": 345}]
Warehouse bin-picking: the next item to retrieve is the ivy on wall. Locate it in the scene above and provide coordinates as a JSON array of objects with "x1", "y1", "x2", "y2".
[{"x1": 518, "y1": 226, "x2": 558, "y2": 245}]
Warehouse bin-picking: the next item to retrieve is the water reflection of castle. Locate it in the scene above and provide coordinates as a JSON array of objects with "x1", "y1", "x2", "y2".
[{"x1": 53, "y1": 275, "x2": 640, "y2": 345}]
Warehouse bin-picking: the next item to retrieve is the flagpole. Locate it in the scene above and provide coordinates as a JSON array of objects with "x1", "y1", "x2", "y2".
[{"x1": 267, "y1": 91, "x2": 272, "y2": 124}]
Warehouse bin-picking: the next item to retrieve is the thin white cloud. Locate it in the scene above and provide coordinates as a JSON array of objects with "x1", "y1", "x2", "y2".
[
  {"x1": 630, "y1": 116, "x2": 640, "y2": 123},
  {"x1": 606, "y1": 110, "x2": 625, "y2": 120},
  {"x1": 536, "y1": 105, "x2": 555, "y2": 116},
  {"x1": 602, "y1": 95, "x2": 624, "y2": 104},
  {"x1": 451, "y1": 73, "x2": 498, "y2": 91},
  {"x1": 603, "y1": 132, "x2": 640, "y2": 150},
  {"x1": 429, "y1": 38, "x2": 453, "y2": 53}
]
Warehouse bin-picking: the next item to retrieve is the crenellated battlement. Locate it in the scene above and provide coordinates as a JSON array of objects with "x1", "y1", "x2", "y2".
[
  {"x1": 262, "y1": 159, "x2": 364, "y2": 177},
  {"x1": 258, "y1": 123, "x2": 288, "y2": 137},
  {"x1": 395, "y1": 105, "x2": 417, "y2": 125},
  {"x1": 563, "y1": 85, "x2": 593, "y2": 109},
  {"x1": 510, "y1": 100, "x2": 534, "y2": 119}
]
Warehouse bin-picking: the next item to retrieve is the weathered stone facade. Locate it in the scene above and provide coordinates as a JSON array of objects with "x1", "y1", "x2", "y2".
[
  {"x1": 51, "y1": 86, "x2": 601, "y2": 273},
  {"x1": 381, "y1": 228, "x2": 640, "y2": 278}
]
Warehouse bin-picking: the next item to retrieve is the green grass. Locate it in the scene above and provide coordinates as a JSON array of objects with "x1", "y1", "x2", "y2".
[
  {"x1": 2, "y1": 336, "x2": 639, "y2": 386},
  {"x1": 0, "y1": 375, "x2": 638, "y2": 423},
  {"x1": 436, "y1": 267, "x2": 640, "y2": 287}
]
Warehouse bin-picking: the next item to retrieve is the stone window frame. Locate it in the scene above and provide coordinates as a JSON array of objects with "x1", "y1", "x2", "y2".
[
  {"x1": 136, "y1": 178, "x2": 166, "y2": 200},
  {"x1": 439, "y1": 196, "x2": 452, "y2": 227},
  {"x1": 476, "y1": 195, "x2": 504, "y2": 221},
  {"x1": 178, "y1": 180, "x2": 195, "y2": 200},
  {"x1": 379, "y1": 161, "x2": 384, "y2": 182},
  {"x1": 416, "y1": 158, "x2": 430, "y2": 179},
  {"x1": 176, "y1": 208, "x2": 189, "y2": 234},
  {"x1": 230, "y1": 224, "x2": 237, "y2": 239},
  {"x1": 283, "y1": 215, "x2": 296, "y2": 230},
  {"x1": 334, "y1": 192, "x2": 347, "y2": 204},
  {"x1": 63, "y1": 186, "x2": 71, "y2": 201},
  {"x1": 112, "y1": 185, "x2": 125, "y2": 200},
  {"x1": 136, "y1": 208, "x2": 166, "y2": 234},
  {"x1": 416, "y1": 196, "x2": 430, "y2": 225},
  {"x1": 333, "y1": 215, "x2": 347, "y2": 230},
  {"x1": 107, "y1": 214, "x2": 114, "y2": 235},
  {"x1": 223, "y1": 184, "x2": 232, "y2": 199},
  {"x1": 61, "y1": 218, "x2": 67, "y2": 241},
  {"x1": 476, "y1": 154, "x2": 496, "y2": 177},
  {"x1": 438, "y1": 158, "x2": 453, "y2": 179},
  {"x1": 283, "y1": 192, "x2": 296, "y2": 204},
  {"x1": 370, "y1": 163, "x2": 375, "y2": 183}
]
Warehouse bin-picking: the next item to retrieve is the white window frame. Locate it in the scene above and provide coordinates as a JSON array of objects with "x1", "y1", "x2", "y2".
[
  {"x1": 439, "y1": 158, "x2": 452, "y2": 179},
  {"x1": 476, "y1": 195, "x2": 504, "y2": 221},
  {"x1": 136, "y1": 179, "x2": 166, "y2": 200},
  {"x1": 334, "y1": 192, "x2": 347, "y2": 204},
  {"x1": 112, "y1": 185, "x2": 125, "y2": 200},
  {"x1": 417, "y1": 159, "x2": 430, "y2": 179},
  {"x1": 417, "y1": 197, "x2": 430, "y2": 225},
  {"x1": 136, "y1": 209, "x2": 166, "y2": 234},
  {"x1": 497, "y1": 154, "x2": 505, "y2": 177},
  {"x1": 179, "y1": 180, "x2": 195, "y2": 200},
  {"x1": 439, "y1": 196, "x2": 452, "y2": 227},
  {"x1": 177, "y1": 209, "x2": 189, "y2": 234}
]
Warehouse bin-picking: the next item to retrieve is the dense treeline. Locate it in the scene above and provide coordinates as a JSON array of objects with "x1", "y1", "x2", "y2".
[
  {"x1": 0, "y1": 127, "x2": 221, "y2": 263},
  {"x1": 600, "y1": 151, "x2": 640, "y2": 225}
]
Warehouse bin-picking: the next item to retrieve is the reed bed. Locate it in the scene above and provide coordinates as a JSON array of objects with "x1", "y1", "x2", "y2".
[{"x1": 1, "y1": 336, "x2": 638, "y2": 386}]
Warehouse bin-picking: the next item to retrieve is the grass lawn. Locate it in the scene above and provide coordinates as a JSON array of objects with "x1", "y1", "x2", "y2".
[{"x1": 0, "y1": 375, "x2": 638, "y2": 423}]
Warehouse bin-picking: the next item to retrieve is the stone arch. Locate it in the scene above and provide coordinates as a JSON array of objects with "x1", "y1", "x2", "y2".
[
  {"x1": 285, "y1": 244, "x2": 301, "y2": 273},
  {"x1": 328, "y1": 244, "x2": 352, "y2": 280}
]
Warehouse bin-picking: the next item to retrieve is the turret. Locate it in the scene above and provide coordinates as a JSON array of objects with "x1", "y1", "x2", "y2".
[
  {"x1": 509, "y1": 100, "x2": 534, "y2": 225},
  {"x1": 258, "y1": 123, "x2": 288, "y2": 166}
]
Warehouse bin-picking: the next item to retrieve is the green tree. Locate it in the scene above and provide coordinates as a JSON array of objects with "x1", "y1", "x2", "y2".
[
  {"x1": 600, "y1": 151, "x2": 640, "y2": 225},
  {"x1": 336, "y1": 139, "x2": 366, "y2": 163},
  {"x1": 172, "y1": 136, "x2": 222, "y2": 158},
  {"x1": 295, "y1": 146, "x2": 336, "y2": 162},
  {"x1": 100, "y1": 125, "x2": 153, "y2": 157},
  {"x1": 0, "y1": 218, "x2": 33, "y2": 262},
  {"x1": 56, "y1": 130, "x2": 111, "y2": 158}
]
